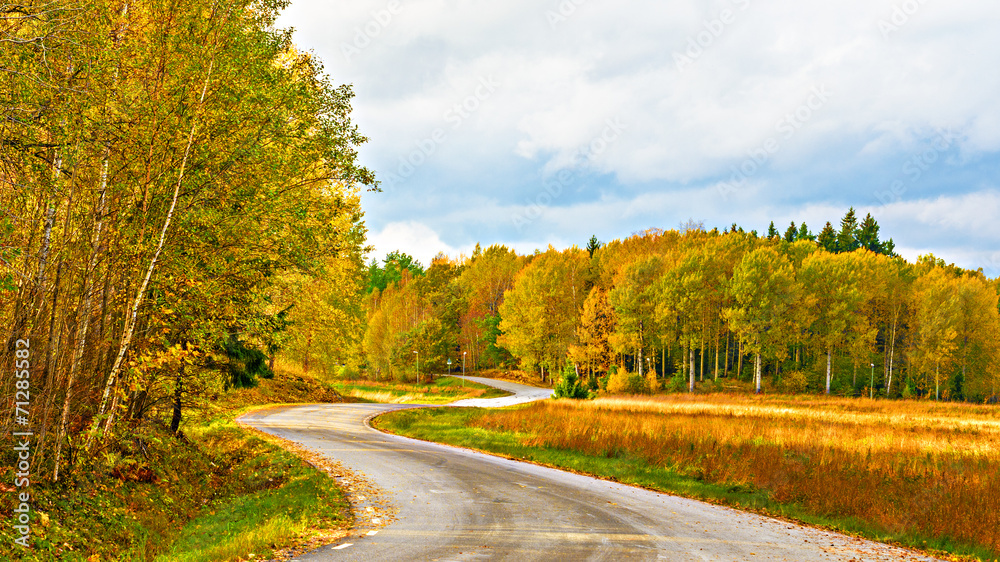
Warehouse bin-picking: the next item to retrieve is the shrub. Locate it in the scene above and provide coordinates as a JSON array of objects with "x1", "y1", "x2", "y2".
[
  {"x1": 779, "y1": 370, "x2": 809, "y2": 394},
  {"x1": 666, "y1": 372, "x2": 689, "y2": 393},
  {"x1": 553, "y1": 363, "x2": 592, "y2": 399},
  {"x1": 606, "y1": 369, "x2": 646, "y2": 394},
  {"x1": 337, "y1": 365, "x2": 358, "y2": 380},
  {"x1": 645, "y1": 371, "x2": 661, "y2": 393}
]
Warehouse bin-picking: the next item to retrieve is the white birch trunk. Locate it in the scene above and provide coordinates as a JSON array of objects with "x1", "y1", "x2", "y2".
[
  {"x1": 755, "y1": 353, "x2": 762, "y2": 394},
  {"x1": 688, "y1": 345, "x2": 695, "y2": 393},
  {"x1": 88, "y1": 60, "x2": 215, "y2": 448},
  {"x1": 825, "y1": 348, "x2": 832, "y2": 395}
]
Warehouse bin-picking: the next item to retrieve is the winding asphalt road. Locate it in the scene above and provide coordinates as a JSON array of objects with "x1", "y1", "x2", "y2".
[{"x1": 240, "y1": 377, "x2": 939, "y2": 561}]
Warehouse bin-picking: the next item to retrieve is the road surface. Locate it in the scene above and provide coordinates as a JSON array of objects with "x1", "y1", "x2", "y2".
[{"x1": 240, "y1": 377, "x2": 939, "y2": 561}]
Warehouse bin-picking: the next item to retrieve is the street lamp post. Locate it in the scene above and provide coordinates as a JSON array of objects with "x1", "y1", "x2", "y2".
[
  {"x1": 870, "y1": 363, "x2": 875, "y2": 399},
  {"x1": 414, "y1": 350, "x2": 419, "y2": 384},
  {"x1": 447, "y1": 358, "x2": 452, "y2": 377},
  {"x1": 462, "y1": 351, "x2": 467, "y2": 387}
]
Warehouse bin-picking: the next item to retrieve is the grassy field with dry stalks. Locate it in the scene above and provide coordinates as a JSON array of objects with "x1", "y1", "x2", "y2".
[{"x1": 470, "y1": 394, "x2": 1000, "y2": 557}]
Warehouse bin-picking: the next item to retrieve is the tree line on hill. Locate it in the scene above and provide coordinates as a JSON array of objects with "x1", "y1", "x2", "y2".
[
  {"x1": 351, "y1": 210, "x2": 999, "y2": 402},
  {"x1": 1, "y1": 0, "x2": 373, "y2": 481}
]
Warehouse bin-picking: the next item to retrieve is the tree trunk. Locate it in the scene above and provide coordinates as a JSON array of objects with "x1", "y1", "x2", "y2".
[
  {"x1": 35, "y1": 260, "x2": 64, "y2": 474},
  {"x1": 303, "y1": 331, "x2": 312, "y2": 375},
  {"x1": 886, "y1": 315, "x2": 898, "y2": 395},
  {"x1": 688, "y1": 345, "x2": 695, "y2": 393},
  {"x1": 754, "y1": 353, "x2": 762, "y2": 394},
  {"x1": 825, "y1": 348, "x2": 832, "y2": 395},
  {"x1": 637, "y1": 321, "x2": 643, "y2": 377},
  {"x1": 737, "y1": 340, "x2": 743, "y2": 381},
  {"x1": 56, "y1": 175, "x2": 109, "y2": 475},
  {"x1": 714, "y1": 335, "x2": 719, "y2": 381},
  {"x1": 89, "y1": 58, "x2": 215, "y2": 448},
  {"x1": 699, "y1": 325, "x2": 707, "y2": 382},
  {"x1": 935, "y1": 362, "x2": 940, "y2": 401},
  {"x1": 170, "y1": 342, "x2": 187, "y2": 432},
  {"x1": 724, "y1": 332, "x2": 730, "y2": 377}
]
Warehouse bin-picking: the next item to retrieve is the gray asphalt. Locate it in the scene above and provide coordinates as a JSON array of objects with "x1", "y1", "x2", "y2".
[{"x1": 240, "y1": 377, "x2": 940, "y2": 561}]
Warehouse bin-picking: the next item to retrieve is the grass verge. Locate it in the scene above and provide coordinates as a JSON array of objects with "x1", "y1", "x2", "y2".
[
  {"x1": 373, "y1": 402, "x2": 999, "y2": 562},
  {"x1": 0, "y1": 370, "x2": 350, "y2": 561}
]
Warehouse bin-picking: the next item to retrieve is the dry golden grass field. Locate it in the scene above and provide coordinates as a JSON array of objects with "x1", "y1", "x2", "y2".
[{"x1": 470, "y1": 394, "x2": 1000, "y2": 556}]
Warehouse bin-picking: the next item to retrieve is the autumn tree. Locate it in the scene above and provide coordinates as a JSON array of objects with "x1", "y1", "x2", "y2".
[
  {"x1": 609, "y1": 255, "x2": 667, "y2": 377},
  {"x1": 798, "y1": 251, "x2": 863, "y2": 394},
  {"x1": 571, "y1": 287, "x2": 616, "y2": 383},
  {"x1": 911, "y1": 267, "x2": 961, "y2": 400},
  {"x1": 725, "y1": 247, "x2": 800, "y2": 393},
  {"x1": 498, "y1": 247, "x2": 588, "y2": 381},
  {"x1": 457, "y1": 244, "x2": 522, "y2": 370},
  {"x1": 1, "y1": 0, "x2": 374, "y2": 478}
]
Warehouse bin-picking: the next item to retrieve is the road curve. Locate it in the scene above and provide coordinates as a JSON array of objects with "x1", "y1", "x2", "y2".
[
  {"x1": 447, "y1": 375, "x2": 553, "y2": 407},
  {"x1": 240, "y1": 378, "x2": 940, "y2": 562}
]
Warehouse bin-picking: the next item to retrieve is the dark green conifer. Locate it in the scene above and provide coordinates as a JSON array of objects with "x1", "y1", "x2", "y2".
[
  {"x1": 817, "y1": 221, "x2": 838, "y2": 252},
  {"x1": 856, "y1": 213, "x2": 882, "y2": 253},
  {"x1": 837, "y1": 208, "x2": 860, "y2": 252},
  {"x1": 784, "y1": 222, "x2": 797, "y2": 242}
]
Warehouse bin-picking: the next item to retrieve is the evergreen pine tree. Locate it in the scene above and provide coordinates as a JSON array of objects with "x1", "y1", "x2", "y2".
[
  {"x1": 767, "y1": 221, "x2": 779, "y2": 239},
  {"x1": 856, "y1": 213, "x2": 882, "y2": 253},
  {"x1": 586, "y1": 235, "x2": 602, "y2": 258},
  {"x1": 837, "y1": 208, "x2": 860, "y2": 252},
  {"x1": 784, "y1": 222, "x2": 798, "y2": 242},
  {"x1": 797, "y1": 222, "x2": 815, "y2": 241},
  {"x1": 817, "y1": 221, "x2": 838, "y2": 252},
  {"x1": 881, "y1": 237, "x2": 896, "y2": 256}
]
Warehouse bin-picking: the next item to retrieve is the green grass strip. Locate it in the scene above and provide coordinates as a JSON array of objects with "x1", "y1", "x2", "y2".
[{"x1": 155, "y1": 417, "x2": 350, "y2": 562}]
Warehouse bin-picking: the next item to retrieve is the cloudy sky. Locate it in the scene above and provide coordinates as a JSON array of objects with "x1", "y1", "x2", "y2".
[{"x1": 276, "y1": 0, "x2": 1000, "y2": 275}]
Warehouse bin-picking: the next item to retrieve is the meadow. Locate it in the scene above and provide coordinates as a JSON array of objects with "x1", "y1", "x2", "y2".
[{"x1": 376, "y1": 393, "x2": 1000, "y2": 560}]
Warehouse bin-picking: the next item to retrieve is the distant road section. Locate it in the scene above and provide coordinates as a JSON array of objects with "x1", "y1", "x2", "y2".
[
  {"x1": 447, "y1": 375, "x2": 552, "y2": 407},
  {"x1": 240, "y1": 378, "x2": 941, "y2": 561}
]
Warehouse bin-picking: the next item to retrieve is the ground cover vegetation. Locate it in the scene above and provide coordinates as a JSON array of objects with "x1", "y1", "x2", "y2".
[
  {"x1": 0, "y1": 367, "x2": 351, "y2": 561},
  {"x1": 1, "y1": 0, "x2": 373, "y2": 556},
  {"x1": 375, "y1": 394, "x2": 1000, "y2": 560},
  {"x1": 360, "y1": 213, "x2": 1000, "y2": 403}
]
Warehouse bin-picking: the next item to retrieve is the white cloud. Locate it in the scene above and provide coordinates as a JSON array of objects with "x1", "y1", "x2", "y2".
[
  {"x1": 280, "y1": 0, "x2": 1000, "y2": 273},
  {"x1": 365, "y1": 221, "x2": 469, "y2": 267},
  {"x1": 293, "y1": 0, "x2": 1000, "y2": 183}
]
